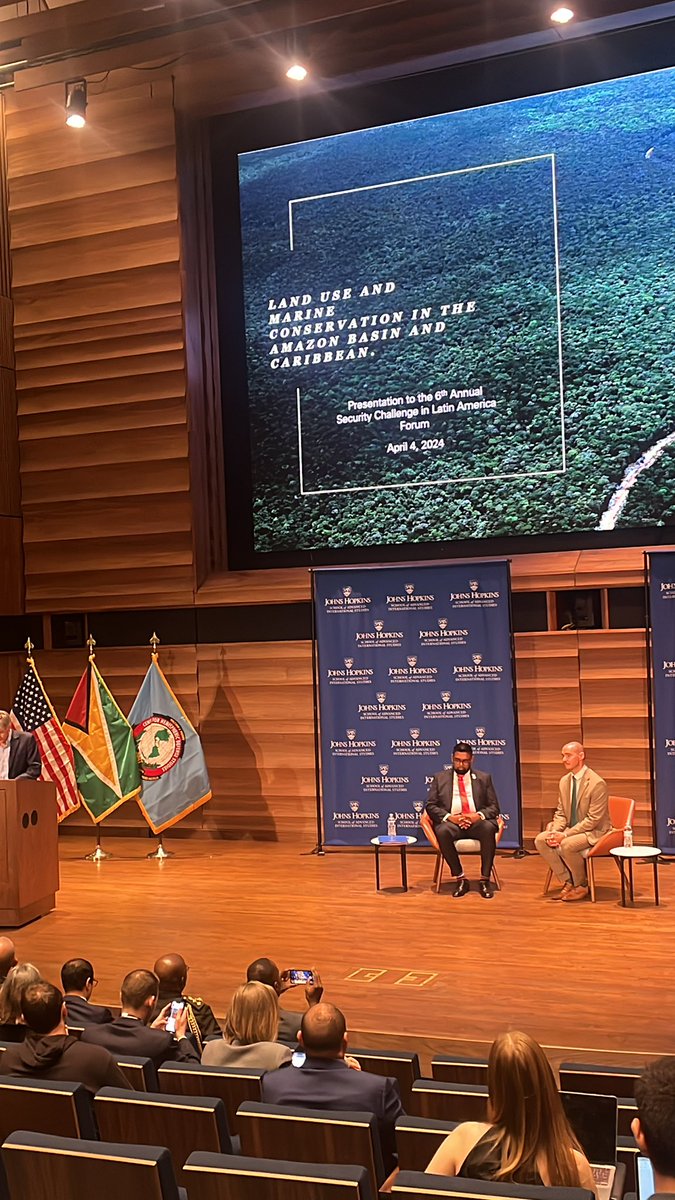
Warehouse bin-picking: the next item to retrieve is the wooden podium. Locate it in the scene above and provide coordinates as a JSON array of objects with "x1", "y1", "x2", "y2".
[{"x1": 0, "y1": 780, "x2": 59, "y2": 926}]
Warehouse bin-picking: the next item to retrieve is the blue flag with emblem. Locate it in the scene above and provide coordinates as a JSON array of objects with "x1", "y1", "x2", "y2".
[{"x1": 129, "y1": 657, "x2": 212, "y2": 835}]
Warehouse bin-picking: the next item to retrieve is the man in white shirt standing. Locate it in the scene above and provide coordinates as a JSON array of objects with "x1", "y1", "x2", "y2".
[
  {"x1": 534, "y1": 741, "x2": 610, "y2": 903},
  {"x1": 426, "y1": 742, "x2": 500, "y2": 900}
]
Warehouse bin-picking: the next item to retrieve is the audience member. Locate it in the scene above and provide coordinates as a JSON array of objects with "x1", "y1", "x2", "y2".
[
  {"x1": 262, "y1": 1002, "x2": 403, "y2": 1176},
  {"x1": 634, "y1": 1057, "x2": 675, "y2": 1195},
  {"x1": 81, "y1": 969, "x2": 199, "y2": 1070},
  {"x1": 426, "y1": 1030, "x2": 595, "y2": 1190},
  {"x1": 152, "y1": 953, "x2": 221, "y2": 1050},
  {"x1": 203, "y1": 982, "x2": 292, "y2": 1070},
  {"x1": 0, "y1": 936, "x2": 17, "y2": 985},
  {"x1": 0, "y1": 962, "x2": 41, "y2": 1024},
  {"x1": 61, "y1": 958, "x2": 113, "y2": 1026},
  {"x1": 1, "y1": 981, "x2": 130, "y2": 1093},
  {"x1": 247, "y1": 957, "x2": 323, "y2": 1043}
]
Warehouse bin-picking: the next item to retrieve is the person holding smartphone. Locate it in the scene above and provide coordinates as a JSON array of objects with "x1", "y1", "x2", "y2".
[
  {"x1": 246, "y1": 958, "x2": 323, "y2": 1043},
  {"x1": 81, "y1": 969, "x2": 199, "y2": 1071}
]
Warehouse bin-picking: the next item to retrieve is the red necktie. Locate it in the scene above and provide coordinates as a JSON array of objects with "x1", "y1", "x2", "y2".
[{"x1": 458, "y1": 773, "x2": 471, "y2": 814}]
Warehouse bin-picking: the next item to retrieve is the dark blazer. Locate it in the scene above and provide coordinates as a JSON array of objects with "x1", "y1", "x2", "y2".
[
  {"x1": 81, "y1": 1015, "x2": 199, "y2": 1070},
  {"x1": 426, "y1": 768, "x2": 500, "y2": 828},
  {"x1": 152, "y1": 988, "x2": 221, "y2": 1049},
  {"x1": 64, "y1": 994, "x2": 113, "y2": 1027},
  {"x1": 8, "y1": 731, "x2": 41, "y2": 780},
  {"x1": 262, "y1": 1056, "x2": 404, "y2": 1175}
]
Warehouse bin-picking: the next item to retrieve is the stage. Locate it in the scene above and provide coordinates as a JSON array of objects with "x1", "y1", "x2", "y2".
[{"x1": 7, "y1": 838, "x2": 674, "y2": 1072}]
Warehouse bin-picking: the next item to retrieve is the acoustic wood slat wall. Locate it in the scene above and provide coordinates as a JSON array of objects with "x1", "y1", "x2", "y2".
[{"x1": 5, "y1": 79, "x2": 195, "y2": 612}]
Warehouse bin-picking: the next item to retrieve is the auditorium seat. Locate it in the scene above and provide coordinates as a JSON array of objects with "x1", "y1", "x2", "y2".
[
  {"x1": 158, "y1": 1061, "x2": 264, "y2": 1134},
  {"x1": 237, "y1": 1099, "x2": 385, "y2": 1192},
  {"x1": 558, "y1": 1063, "x2": 641, "y2": 1098},
  {"x1": 395, "y1": 1115, "x2": 457, "y2": 1172},
  {"x1": 391, "y1": 1172, "x2": 594, "y2": 1200},
  {"x1": 431, "y1": 1056, "x2": 489, "y2": 1086},
  {"x1": 420, "y1": 812, "x2": 504, "y2": 892},
  {"x1": 411, "y1": 1079, "x2": 489, "y2": 1122},
  {"x1": 617, "y1": 1098, "x2": 639, "y2": 1139},
  {"x1": 0, "y1": 1078, "x2": 97, "y2": 1142},
  {"x1": 184, "y1": 1151, "x2": 374, "y2": 1200},
  {"x1": 543, "y1": 796, "x2": 636, "y2": 902},
  {"x1": 1, "y1": 1131, "x2": 185, "y2": 1200},
  {"x1": 94, "y1": 1087, "x2": 232, "y2": 1182},
  {"x1": 617, "y1": 1135, "x2": 639, "y2": 1193},
  {"x1": 116, "y1": 1054, "x2": 159, "y2": 1091},
  {"x1": 350, "y1": 1047, "x2": 421, "y2": 1107}
]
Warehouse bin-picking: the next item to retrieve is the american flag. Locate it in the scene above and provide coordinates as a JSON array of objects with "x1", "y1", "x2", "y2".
[{"x1": 12, "y1": 661, "x2": 80, "y2": 822}]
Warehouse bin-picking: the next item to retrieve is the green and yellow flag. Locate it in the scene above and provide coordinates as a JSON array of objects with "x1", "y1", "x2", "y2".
[{"x1": 63, "y1": 660, "x2": 141, "y2": 823}]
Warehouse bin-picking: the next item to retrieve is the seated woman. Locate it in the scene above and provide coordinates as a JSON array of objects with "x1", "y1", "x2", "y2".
[
  {"x1": 0, "y1": 963, "x2": 41, "y2": 1041},
  {"x1": 202, "y1": 981, "x2": 292, "y2": 1070},
  {"x1": 426, "y1": 1030, "x2": 596, "y2": 1193}
]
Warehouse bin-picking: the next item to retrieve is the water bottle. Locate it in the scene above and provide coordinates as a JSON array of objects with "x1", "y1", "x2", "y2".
[
  {"x1": 623, "y1": 824, "x2": 633, "y2": 849},
  {"x1": 387, "y1": 813, "x2": 397, "y2": 839}
]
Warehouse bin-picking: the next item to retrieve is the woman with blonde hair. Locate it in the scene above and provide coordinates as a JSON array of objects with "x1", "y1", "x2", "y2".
[
  {"x1": 0, "y1": 963, "x2": 41, "y2": 1025},
  {"x1": 426, "y1": 1031, "x2": 596, "y2": 1192},
  {"x1": 202, "y1": 981, "x2": 292, "y2": 1069}
]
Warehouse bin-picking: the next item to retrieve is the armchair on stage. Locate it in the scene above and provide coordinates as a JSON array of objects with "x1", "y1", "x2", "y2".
[
  {"x1": 0, "y1": 780, "x2": 59, "y2": 926},
  {"x1": 421, "y1": 811, "x2": 505, "y2": 892},
  {"x1": 543, "y1": 795, "x2": 636, "y2": 903}
]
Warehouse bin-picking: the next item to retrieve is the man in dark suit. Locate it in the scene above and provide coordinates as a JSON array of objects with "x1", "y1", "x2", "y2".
[
  {"x1": 262, "y1": 1003, "x2": 404, "y2": 1177},
  {"x1": 426, "y1": 740, "x2": 500, "y2": 899},
  {"x1": 61, "y1": 958, "x2": 113, "y2": 1027},
  {"x1": 151, "y1": 952, "x2": 221, "y2": 1052},
  {"x1": 81, "y1": 968, "x2": 199, "y2": 1071},
  {"x1": 0, "y1": 712, "x2": 41, "y2": 780}
]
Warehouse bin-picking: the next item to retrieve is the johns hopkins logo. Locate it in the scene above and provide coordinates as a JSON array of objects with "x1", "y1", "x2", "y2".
[
  {"x1": 439, "y1": 618, "x2": 448, "y2": 630},
  {"x1": 421, "y1": 689, "x2": 472, "y2": 719},
  {"x1": 349, "y1": 800, "x2": 359, "y2": 813},
  {"x1": 374, "y1": 619, "x2": 384, "y2": 632},
  {"x1": 410, "y1": 728, "x2": 420, "y2": 740},
  {"x1": 454, "y1": 654, "x2": 503, "y2": 681},
  {"x1": 347, "y1": 729, "x2": 356, "y2": 741},
  {"x1": 386, "y1": 582, "x2": 435, "y2": 611},
  {"x1": 450, "y1": 578, "x2": 500, "y2": 608},
  {"x1": 358, "y1": 690, "x2": 407, "y2": 721},
  {"x1": 476, "y1": 726, "x2": 486, "y2": 738},
  {"x1": 405, "y1": 584, "x2": 415, "y2": 595},
  {"x1": 324, "y1": 586, "x2": 371, "y2": 613},
  {"x1": 331, "y1": 799, "x2": 380, "y2": 830},
  {"x1": 343, "y1": 586, "x2": 352, "y2": 597},
  {"x1": 344, "y1": 658, "x2": 354, "y2": 669},
  {"x1": 663, "y1": 660, "x2": 675, "y2": 679},
  {"x1": 391, "y1": 727, "x2": 442, "y2": 756},
  {"x1": 470, "y1": 725, "x2": 507, "y2": 755},
  {"x1": 355, "y1": 620, "x2": 404, "y2": 647},
  {"x1": 379, "y1": 764, "x2": 389, "y2": 776},
  {"x1": 473, "y1": 654, "x2": 482, "y2": 665},
  {"x1": 408, "y1": 656, "x2": 417, "y2": 667},
  {"x1": 388, "y1": 655, "x2": 438, "y2": 684},
  {"x1": 330, "y1": 728, "x2": 376, "y2": 757},
  {"x1": 667, "y1": 817, "x2": 675, "y2": 836},
  {"x1": 327, "y1": 658, "x2": 374, "y2": 685},
  {"x1": 661, "y1": 582, "x2": 675, "y2": 596},
  {"x1": 377, "y1": 691, "x2": 387, "y2": 703},
  {"x1": 665, "y1": 739, "x2": 675, "y2": 757},
  {"x1": 361, "y1": 764, "x2": 410, "y2": 792},
  {"x1": 419, "y1": 619, "x2": 469, "y2": 647},
  {"x1": 470, "y1": 580, "x2": 479, "y2": 592}
]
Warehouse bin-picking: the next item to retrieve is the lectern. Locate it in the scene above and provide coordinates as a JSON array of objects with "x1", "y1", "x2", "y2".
[{"x1": 0, "y1": 780, "x2": 59, "y2": 926}]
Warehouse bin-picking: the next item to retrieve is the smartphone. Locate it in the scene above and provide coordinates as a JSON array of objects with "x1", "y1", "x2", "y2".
[
  {"x1": 287, "y1": 969, "x2": 314, "y2": 986},
  {"x1": 165, "y1": 999, "x2": 186, "y2": 1034}
]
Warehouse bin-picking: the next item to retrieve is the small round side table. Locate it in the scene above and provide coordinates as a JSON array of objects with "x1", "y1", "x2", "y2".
[{"x1": 610, "y1": 846, "x2": 661, "y2": 907}]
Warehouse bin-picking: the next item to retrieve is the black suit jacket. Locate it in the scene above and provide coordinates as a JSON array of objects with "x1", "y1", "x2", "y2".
[
  {"x1": 64, "y1": 994, "x2": 113, "y2": 1027},
  {"x1": 426, "y1": 768, "x2": 499, "y2": 828},
  {"x1": 8, "y1": 731, "x2": 41, "y2": 780},
  {"x1": 81, "y1": 1015, "x2": 200, "y2": 1070}
]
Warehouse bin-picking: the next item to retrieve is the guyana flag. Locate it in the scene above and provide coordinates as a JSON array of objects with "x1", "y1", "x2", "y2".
[{"x1": 63, "y1": 662, "x2": 141, "y2": 823}]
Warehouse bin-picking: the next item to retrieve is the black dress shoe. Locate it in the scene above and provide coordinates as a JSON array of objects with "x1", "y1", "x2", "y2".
[
  {"x1": 479, "y1": 880, "x2": 494, "y2": 899},
  {"x1": 452, "y1": 877, "x2": 469, "y2": 898}
]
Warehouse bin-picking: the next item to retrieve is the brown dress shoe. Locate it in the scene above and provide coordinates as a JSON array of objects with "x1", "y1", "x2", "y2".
[
  {"x1": 561, "y1": 884, "x2": 589, "y2": 902},
  {"x1": 549, "y1": 880, "x2": 573, "y2": 899}
]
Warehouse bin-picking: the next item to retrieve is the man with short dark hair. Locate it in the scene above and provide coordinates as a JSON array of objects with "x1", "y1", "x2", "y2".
[
  {"x1": 61, "y1": 958, "x2": 113, "y2": 1026},
  {"x1": 262, "y1": 1002, "x2": 403, "y2": 1176},
  {"x1": 0, "y1": 711, "x2": 41, "y2": 780},
  {"x1": 426, "y1": 741, "x2": 500, "y2": 899},
  {"x1": 247, "y1": 957, "x2": 323, "y2": 1043},
  {"x1": 82, "y1": 968, "x2": 199, "y2": 1070},
  {"x1": 634, "y1": 1057, "x2": 675, "y2": 1194},
  {"x1": 1, "y1": 981, "x2": 130, "y2": 1093},
  {"x1": 0, "y1": 937, "x2": 17, "y2": 986},
  {"x1": 151, "y1": 953, "x2": 220, "y2": 1051}
]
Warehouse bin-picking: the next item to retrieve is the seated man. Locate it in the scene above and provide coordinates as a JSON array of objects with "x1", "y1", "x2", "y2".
[
  {"x1": 151, "y1": 953, "x2": 221, "y2": 1051},
  {"x1": 534, "y1": 741, "x2": 610, "y2": 902},
  {"x1": 61, "y1": 958, "x2": 113, "y2": 1026},
  {"x1": 247, "y1": 957, "x2": 323, "y2": 1043},
  {"x1": 634, "y1": 1057, "x2": 675, "y2": 1194},
  {"x1": 82, "y1": 968, "x2": 199, "y2": 1069},
  {"x1": 262, "y1": 1002, "x2": 404, "y2": 1176},
  {"x1": 426, "y1": 741, "x2": 500, "y2": 899},
  {"x1": 1, "y1": 981, "x2": 130, "y2": 1093}
]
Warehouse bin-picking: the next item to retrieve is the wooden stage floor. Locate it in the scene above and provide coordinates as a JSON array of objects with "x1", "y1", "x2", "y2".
[{"x1": 7, "y1": 838, "x2": 674, "y2": 1071}]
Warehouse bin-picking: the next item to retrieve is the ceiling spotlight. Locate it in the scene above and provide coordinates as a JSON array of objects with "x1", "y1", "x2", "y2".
[
  {"x1": 286, "y1": 62, "x2": 309, "y2": 82},
  {"x1": 550, "y1": 7, "x2": 574, "y2": 22},
  {"x1": 65, "y1": 79, "x2": 87, "y2": 128}
]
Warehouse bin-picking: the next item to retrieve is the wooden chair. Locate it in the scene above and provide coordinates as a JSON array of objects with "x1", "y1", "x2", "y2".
[
  {"x1": 0, "y1": 1078, "x2": 97, "y2": 1142},
  {"x1": 184, "y1": 1152, "x2": 372, "y2": 1200},
  {"x1": 1, "y1": 1131, "x2": 183, "y2": 1200},
  {"x1": 350, "y1": 1047, "x2": 420, "y2": 1108},
  {"x1": 431, "y1": 1056, "x2": 488, "y2": 1086},
  {"x1": 420, "y1": 811, "x2": 504, "y2": 892},
  {"x1": 158, "y1": 1061, "x2": 264, "y2": 1135},
  {"x1": 410, "y1": 1080, "x2": 488, "y2": 1123},
  {"x1": 94, "y1": 1087, "x2": 232, "y2": 1183},
  {"x1": 391, "y1": 1172, "x2": 594, "y2": 1200},
  {"x1": 116, "y1": 1054, "x2": 159, "y2": 1091},
  {"x1": 395, "y1": 1114, "x2": 457, "y2": 1172},
  {"x1": 543, "y1": 796, "x2": 636, "y2": 902}
]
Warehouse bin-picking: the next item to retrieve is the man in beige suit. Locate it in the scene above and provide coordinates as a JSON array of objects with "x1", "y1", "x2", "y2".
[{"x1": 534, "y1": 741, "x2": 610, "y2": 902}]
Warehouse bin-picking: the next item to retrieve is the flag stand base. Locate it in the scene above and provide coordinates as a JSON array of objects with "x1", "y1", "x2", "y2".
[
  {"x1": 85, "y1": 833, "x2": 112, "y2": 862},
  {"x1": 147, "y1": 838, "x2": 173, "y2": 860}
]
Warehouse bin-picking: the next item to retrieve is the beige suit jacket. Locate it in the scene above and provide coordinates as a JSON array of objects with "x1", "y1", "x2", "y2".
[{"x1": 549, "y1": 766, "x2": 611, "y2": 845}]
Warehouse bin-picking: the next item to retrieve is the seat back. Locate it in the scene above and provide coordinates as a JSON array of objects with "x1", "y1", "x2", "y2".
[
  {"x1": 431, "y1": 1056, "x2": 489, "y2": 1086},
  {"x1": 395, "y1": 1115, "x2": 457, "y2": 1172},
  {"x1": 1, "y1": 1131, "x2": 182, "y2": 1200},
  {"x1": 560, "y1": 1091, "x2": 617, "y2": 1165},
  {"x1": 184, "y1": 1152, "x2": 374, "y2": 1200},
  {"x1": 559, "y1": 1062, "x2": 641, "y2": 1097},
  {"x1": 392, "y1": 1172, "x2": 594, "y2": 1200},
  {"x1": 617, "y1": 1134, "x2": 639, "y2": 1193},
  {"x1": 0, "y1": 1077, "x2": 97, "y2": 1141},
  {"x1": 608, "y1": 796, "x2": 636, "y2": 830},
  {"x1": 411, "y1": 1079, "x2": 489, "y2": 1122},
  {"x1": 158, "y1": 1061, "x2": 264, "y2": 1134},
  {"x1": 350, "y1": 1047, "x2": 420, "y2": 1108},
  {"x1": 94, "y1": 1087, "x2": 232, "y2": 1181},
  {"x1": 238, "y1": 1100, "x2": 384, "y2": 1193},
  {"x1": 116, "y1": 1054, "x2": 158, "y2": 1091},
  {"x1": 617, "y1": 1096, "x2": 638, "y2": 1138}
]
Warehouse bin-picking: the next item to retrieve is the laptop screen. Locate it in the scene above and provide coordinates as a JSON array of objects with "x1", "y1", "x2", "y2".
[
  {"x1": 560, "y1": 1091, "x2": 617, "y2": 1164},
  {"x1": 636, "y1": 1156, "x2": 655, "y2": 1200}
]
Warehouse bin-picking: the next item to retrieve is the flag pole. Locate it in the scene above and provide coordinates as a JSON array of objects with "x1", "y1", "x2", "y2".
[
  {"x1": 83, "y1": 635, "x2": 113, "y2": 862},
  {"x1": 145, "y1": 632, "x2": 175, "y2": 860}
]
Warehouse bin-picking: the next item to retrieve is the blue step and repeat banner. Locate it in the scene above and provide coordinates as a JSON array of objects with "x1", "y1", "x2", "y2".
[
  {"x1": 313, "y1": 561, "x2": 522, "y2": 847},
  {"x1": 649, "y1": 552, "x2": 675, "y2": 854}
]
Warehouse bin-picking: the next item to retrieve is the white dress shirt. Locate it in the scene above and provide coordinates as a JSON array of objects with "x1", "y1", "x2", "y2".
[{"x1": 0, "y1": 740, "x2": 10, "y2": 780}]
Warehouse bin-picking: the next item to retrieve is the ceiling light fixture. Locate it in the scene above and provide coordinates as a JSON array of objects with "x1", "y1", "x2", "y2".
[
  {"x1": 286, "y1": 62, "x2": 308, "y2": 82},
  {"x1": 550, "y1": 7, "x2": 575, "y2": 23},
  {"x1": 65, "y1": 79, "x2": 87, "y2": 128}
]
